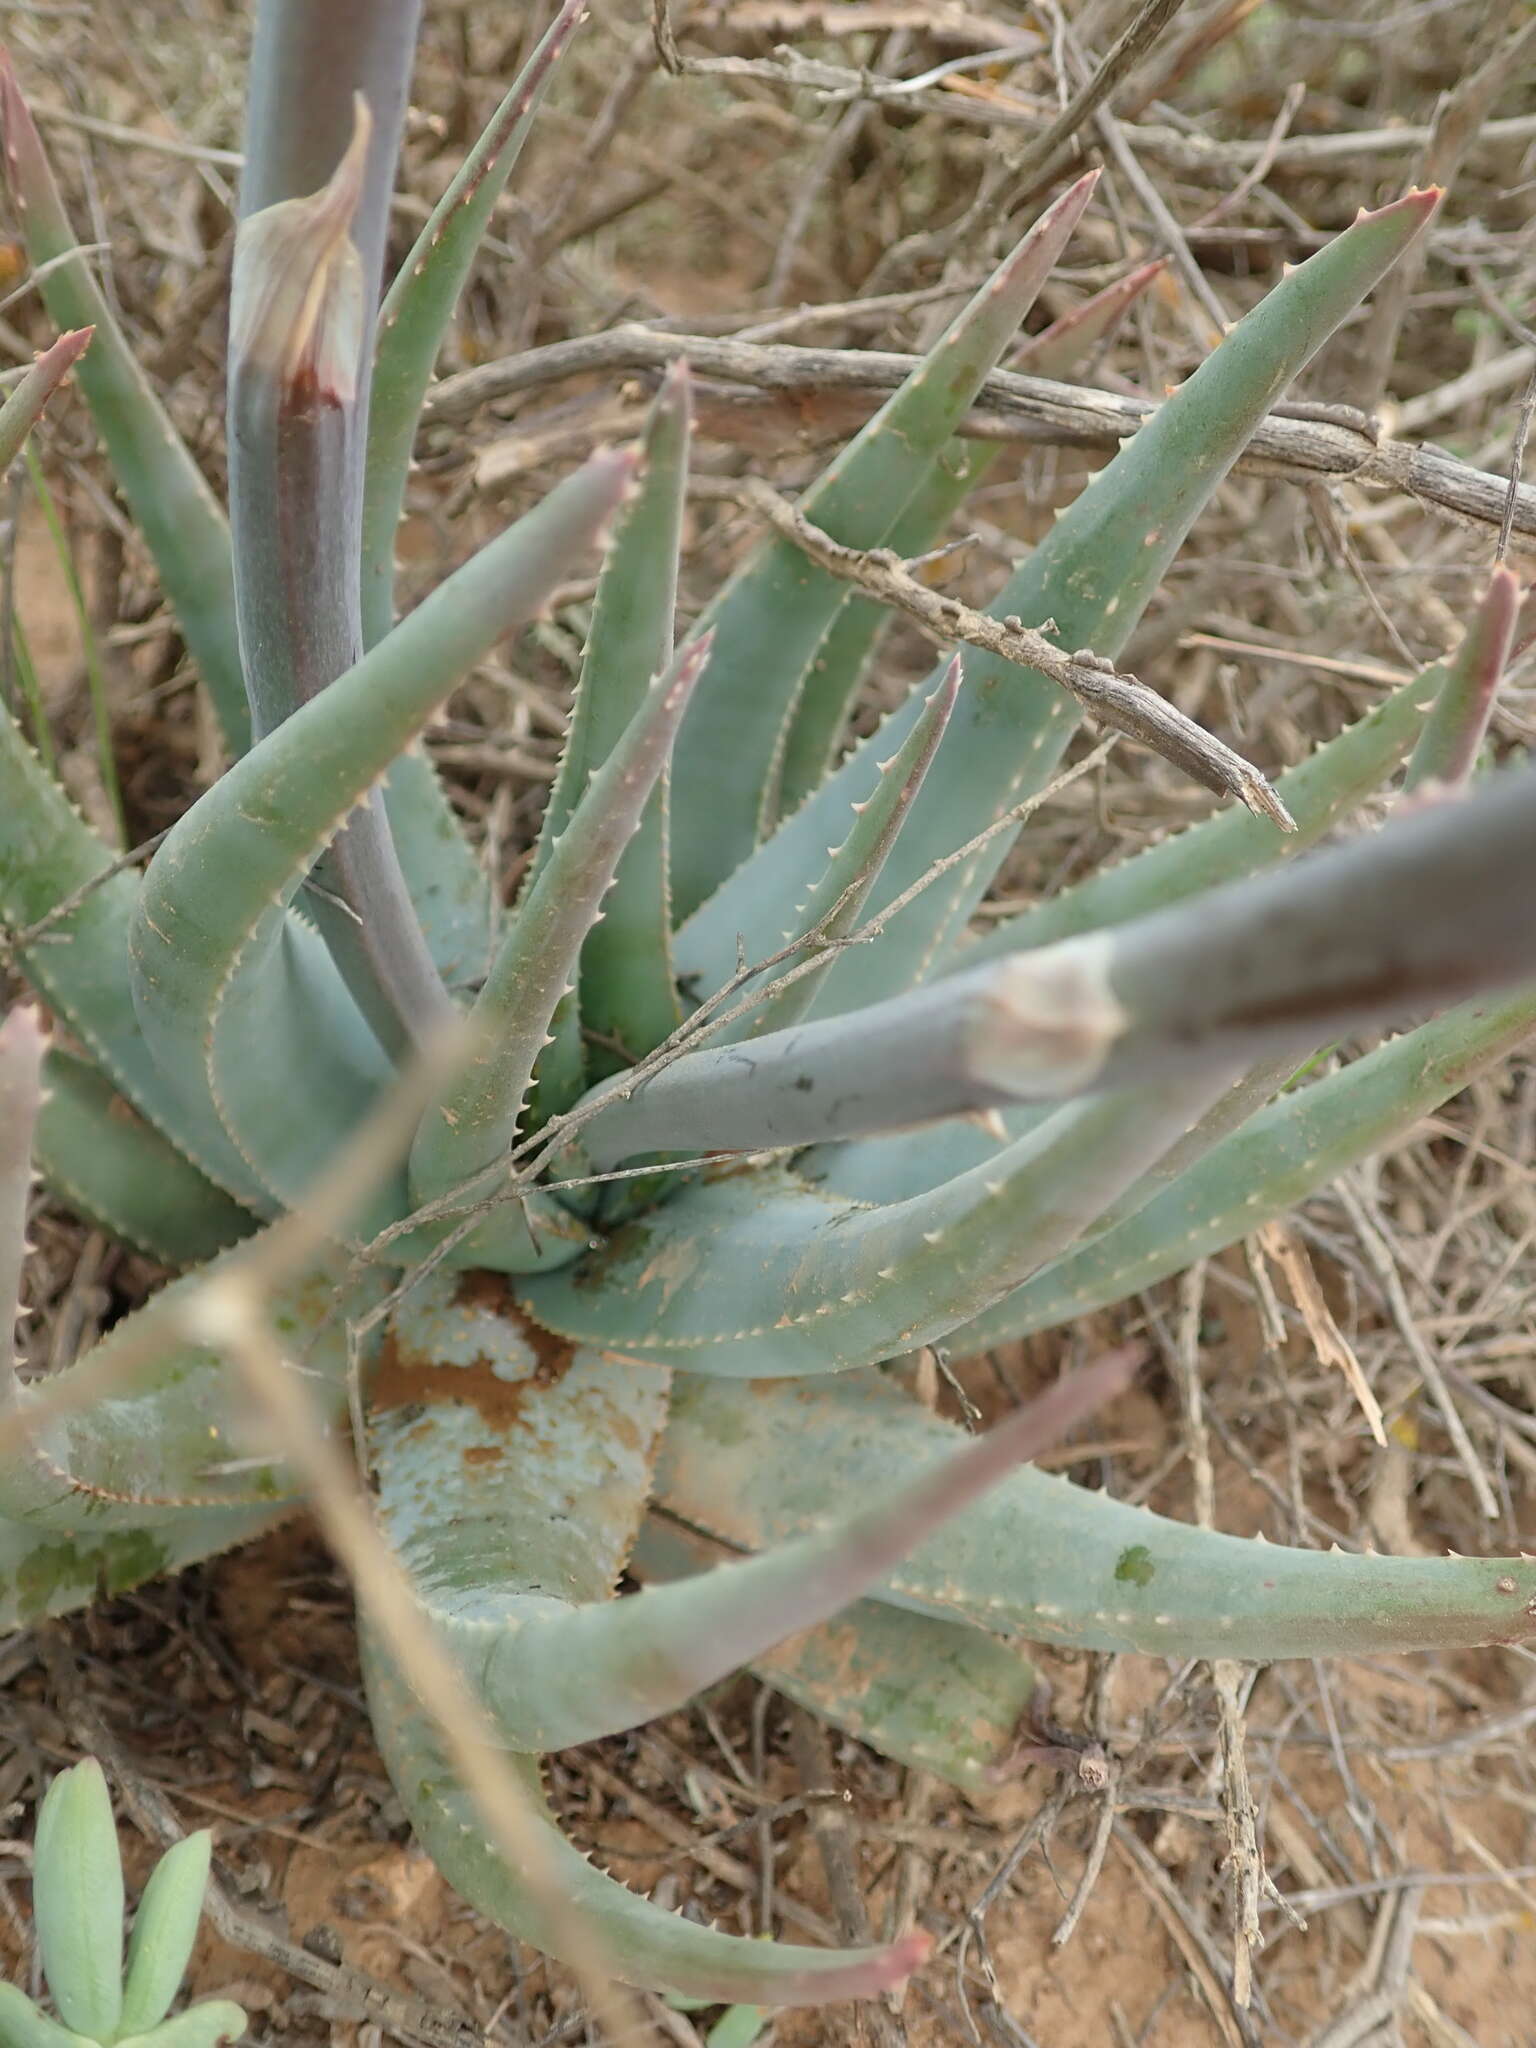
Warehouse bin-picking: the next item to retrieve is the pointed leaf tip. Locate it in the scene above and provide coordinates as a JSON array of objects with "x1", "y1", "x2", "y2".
[{"x1": 230, "y1": 96, "x2": 372, "y2": 404}]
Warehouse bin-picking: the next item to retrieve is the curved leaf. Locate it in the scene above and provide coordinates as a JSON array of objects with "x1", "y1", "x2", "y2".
[
  {"x1": 657, "y1": 1372, "x2": 1536, "y2": 1661},
  {"x1": 362, "y1": 1634, "x2": 931, "y2": 2006}
]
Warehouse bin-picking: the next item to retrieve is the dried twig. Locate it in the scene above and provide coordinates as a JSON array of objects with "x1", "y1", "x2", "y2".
[
  {"x1": 428, "y1": 328, "x2": 1536, "y2": 542},
  {"x1": 710, "y1": 472, "x2": 1294, "y2": 825}
]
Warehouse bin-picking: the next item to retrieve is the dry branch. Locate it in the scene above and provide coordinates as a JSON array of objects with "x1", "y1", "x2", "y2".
[{"x1": 427, "y1": 329, "x2": 1536, "y2": 544}]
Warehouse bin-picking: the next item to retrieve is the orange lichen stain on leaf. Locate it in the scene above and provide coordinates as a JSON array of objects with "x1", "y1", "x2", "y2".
[{"x1": 369, "y1": 1272, "x2": 576, "y2": 1433}]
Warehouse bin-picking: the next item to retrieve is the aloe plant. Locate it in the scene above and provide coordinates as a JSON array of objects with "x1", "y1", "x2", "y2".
[
  {"x1": 1, "y1": 0, "x2": 1534, "y2": 2010},
  {"x1": 0, "y1": 1759, "x2": 242, "y2": 2048}
]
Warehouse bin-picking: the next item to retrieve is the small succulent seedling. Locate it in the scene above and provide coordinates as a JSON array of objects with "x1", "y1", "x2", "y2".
[
  {"x1": 0, "y1": 0, "x2": 1534, "y2": 2009},
  {"x1": 0, "y1": 1761, "x2": 242, "y2": 2048}
]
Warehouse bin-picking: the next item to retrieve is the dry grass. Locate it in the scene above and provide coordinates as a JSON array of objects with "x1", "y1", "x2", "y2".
[{"x1": 3, "y1": 1, "x2": 1536, "y2": 2043}]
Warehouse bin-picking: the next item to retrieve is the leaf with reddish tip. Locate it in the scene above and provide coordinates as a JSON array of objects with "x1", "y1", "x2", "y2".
[
  {"x1": 775, "y1": 260, "x2": 1168, "y2": 813},
  {"x1": 410, "y1": 633, "x2": 709, "y2": 1219},
  {"x1": 362, "y1": 1632, "x2": 932, "y2": 2006},
  {"x1": 670, "y1": 171, "x2": 1101, "y2": 918},
  {"x1": 0, "y1": 328, "x2": 90, "y2": 474},
  {"x1": 0, "y1": 1006, "x2": 44, "y2": 1397},
  {"x1": 1404, "y1": 566, "x2": 1518, "y2": 795},
  {"x1": 681, "y1": 190, "x2": 1440, "y2": 1014},
  {"x1": 0, "y1": 52, "x2": 247, "y2": 749}
]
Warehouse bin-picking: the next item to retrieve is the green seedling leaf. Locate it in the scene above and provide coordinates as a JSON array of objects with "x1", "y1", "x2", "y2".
[
  {"x1": 669, "y1": 171, "x2": 1100, "y2": 919},
  {"x1": 116, "y1": 2005, "x2": 246, "y2": 2048},
  {"x1": 679, "y1": 190, "x2": 1440, "y2": 1013},
  {"x1": 0, "y1": 53, "x2": 248, "y2": 752},
  {"x1": 363, "y1": 0, "x2": 585, "y2": 647},
  {"x1": 362, "y1": 1634, "x2": 932, "y2": 2006},
  {"x1": 120, "y1": 1833, "x2": 214, "y2": 2037},
  {"x1": 32, "y1": 1758, "x2": 123, "y2": 2042},
  {"x1": 0, "y1": 1982, "x2": 95, "y2": 2048},
  {"x1": 658, "y1": 1371, "x2": 1536, "y2": 1661}
]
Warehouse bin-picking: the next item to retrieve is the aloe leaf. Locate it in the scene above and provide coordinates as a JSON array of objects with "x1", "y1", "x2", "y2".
[
  {"x1": 678, "y1": 190, "x2": 1439, "y2": 1011},
  {"x1": 1403, "y1": 565, "x2": 1516, "y2": 795},
  {"x1": 0, "y1": 1983, "x2": 93, "y2": 2048},
  {"x1": 990, "y1": 754, "x2": 1536, "y2": 1100},
  {"x1": 959, "y1": 641, "x2": 1452, "y2": 971},
  {"x1": 0, "y1": 1008, "x2": 43, "y2": 1399},
  {"x1": 130, "y1": 448, "x2": 632, "y2": 1241},
  {"x1": 116, "y1": 2006, "x2": 247, "y2": 2048},
  {"x1": 36, "y1": 1051, "x2": 257, "y2": 1267},
  {"x1": 120, "y1": 1834, "x2": 213, "y2": 2037},
  {"x1": 522, "y1": 1074, "x2": 1227, "y2": 1375},
  {"x1": 0, "y1": 1501, "x2": 285, "y2": 1633},
  {"x1": 418, "y1": 1350, "x2": 1128, "y2": 1755},
  {"x1": 0, "y1": 702, "x2": 273, "y2": 1211},
  {"x1": 669, "y1": 172, "x2": 1101, "y2": 920},
  {"x1": 0, "y1": 328, "x2": 91, "y2": 472},
  {"x1": 32, "y1": 1758, "x2": 124, "y2": 2042},
  {"x1": 732, "y1": 657, "x2": 959, "y2": 1041},
  {"x1": 360, "y1": 1634, "x2": 932, "y2": 2006},
  {"x1": 370, "y1": 1264, "x2": 669, "y2": 1626},
  {"x1": 409, "y1": 635, "x2": 708, "y2": 1210},
  {"x1": 363, "y1": 0, "x2": 585, "y2": 647},
  {"x1": 524, "y1": 367, "x2": 690, "y2": 1124},
  {"x1": 0, "y1": 1247, "x2": 364, "y2": 1528},
  {"x1": 773, "y1": 259, "x2": 1166, "y2": 814},
  {"x1": 632, "y1": 1517, "x2": 1037, "y2": 1794},
  {"x1": 657, "y1": 1372, "x2": 1536, "y2": 1661},
  {"x1": 548, "y1": 364, "x2": 692, "y2": 1087},
  {"x1": 0, "y1": 55, "x2": 248, "y2": 752},
  {"x1": 952, "y1": 977, "x2": 1536, "y2": 1353}
]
